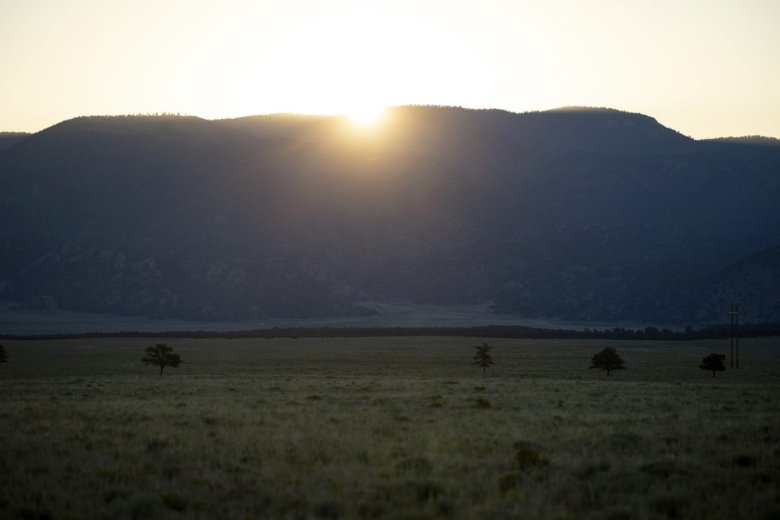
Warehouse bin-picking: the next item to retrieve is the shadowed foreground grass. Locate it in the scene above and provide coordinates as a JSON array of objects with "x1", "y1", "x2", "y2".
[{"x1": 0, "y1": 337, "x2": 778, "y2": 519}]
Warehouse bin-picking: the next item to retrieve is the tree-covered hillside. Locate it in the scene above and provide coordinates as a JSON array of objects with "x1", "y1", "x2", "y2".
[{"x1": 1, "y1": 107, "x2": 778, "y2": 324}]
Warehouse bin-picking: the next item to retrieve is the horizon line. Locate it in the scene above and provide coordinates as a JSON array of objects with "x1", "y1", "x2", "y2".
[{"x1": 3, "y1": 105, "x2": 780, "y2": 141}]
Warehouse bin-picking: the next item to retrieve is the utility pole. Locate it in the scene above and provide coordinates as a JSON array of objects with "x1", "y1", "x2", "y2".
[
  {"x1": 729, "y1": 304, "x2": 740, "y2": 369},
  {"x1": 735, "y1": 304, "x2": 740, "y2": 369}
]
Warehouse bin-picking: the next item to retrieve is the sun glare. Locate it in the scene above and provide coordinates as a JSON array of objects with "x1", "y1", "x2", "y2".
[{"x1": 348, "y1": 105, "x2": 386, "y2": 126}]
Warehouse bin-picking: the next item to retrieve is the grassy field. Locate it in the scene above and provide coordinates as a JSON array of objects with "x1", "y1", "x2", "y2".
[{"x1": 0, "y1": 336, "x2": 778, "y2": 519}]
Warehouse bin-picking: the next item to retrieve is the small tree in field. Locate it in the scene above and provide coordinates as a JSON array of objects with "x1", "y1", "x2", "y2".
[
  {"x1": 590, "y1": 347, "x2": 625, "y2": 376},
  {"x1": 700, "y1": 353, "x2": 726, "y2": 377},
  {"x1": 0, "y1": 345, "x2": 7, "y2": 365},
  {"x1": 473, "y1": 343, "x2": 494, "y2": 374},
  {"x1": 142, "y1": 344, "x2": 182, "y2": 375}
]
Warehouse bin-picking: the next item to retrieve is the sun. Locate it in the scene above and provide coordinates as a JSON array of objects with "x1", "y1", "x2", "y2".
[{"x1": 347, "y1": 104, "x2": 386, "y2": 126}]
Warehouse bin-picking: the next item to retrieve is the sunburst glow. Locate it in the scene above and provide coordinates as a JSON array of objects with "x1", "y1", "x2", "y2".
[
  {"x1": 1, "y1": 2, "x2": 779, "y2": 138},
  {"x1": 348, "y1": 105, "x2": 386, "y2": 126}
]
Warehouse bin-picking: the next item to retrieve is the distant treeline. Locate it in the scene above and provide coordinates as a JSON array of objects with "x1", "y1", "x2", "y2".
[{"x1": 3, "y1": 323, "x2": 780, "y2": 341}]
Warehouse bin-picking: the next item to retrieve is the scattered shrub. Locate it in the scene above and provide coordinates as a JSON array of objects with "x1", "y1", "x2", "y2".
[
  {"x1": 608, "y1": 431, "x2": 642, "y2": 452},
  {"x1": 414, "y1": 481, "x2": 444, "y2": 503},
  {"x1": 474, "y1": 398, "x2": 492, "y2": 409},
  {"x1": 201, "y1": 416, "x2": 218, "y2": 426},
  {"x1": 640, "y1": 459, "x2": 685, "y2": 478},
  {"x1": 603, "y1": 507, "x2": 633, "y2": 520},
  {"x1": 653, "y1": 494, "x2": 690, "y2": 518},
  {"x1": 513, "y1": 442, "x2": 548, "y2": 469},
  {"x1": 575, "y1": 461, "x2": 611, "y2": 479},
  {"x1": 103, "y1": 489, "x2": 131, "y2": 504},
  {"x1": 276, "y1": 498, "x2": 308, "y2": 517},
  {"x1": 396, "y1": 457, "x2": 432, "y2": 475},
  {"x1": 434, "y1": 500, "x2": 454, "y2": 517},
  {"x1": 146, "y1": 439, "x2": 169, "y2": 452},
  {"x1": 130, "y1": 496, "x2": 155, "y2": 519},
  {"x1": 751, "y1": 471, "x2": 773, "y2": 485},
  {"x1": 498, "y1": 471, "x2": 523, "y2": 493},
  {"x1": 18, "y1": 507, "x2": 53, "y2": 520},
  {"x1": 161, "y1": 491, "x2": 187, "y2": 512},
  {"x1": 732, "y1": 454, "x2": 757, "y2": 468},
  {"x1": 356, "y1": 502, "x2": 385, "y2": 519},
  {"x1": 313, "y1": 501, "x2": 340, "y2": 519}
]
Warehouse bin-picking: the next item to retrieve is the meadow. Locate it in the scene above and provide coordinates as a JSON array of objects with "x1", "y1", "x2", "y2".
[{"x1": 0, "y1": 336, "x2": 778, "y2": 519}]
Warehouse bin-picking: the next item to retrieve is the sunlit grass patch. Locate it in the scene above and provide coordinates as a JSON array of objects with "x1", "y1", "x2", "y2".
[{"x1": 0, "y1": 336, "x2": 778, "y2": 518}]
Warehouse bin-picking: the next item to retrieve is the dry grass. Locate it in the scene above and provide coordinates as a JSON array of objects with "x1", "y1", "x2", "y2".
[{"x1": 0, "y1": 336, "x2": 778, "y2": 518}]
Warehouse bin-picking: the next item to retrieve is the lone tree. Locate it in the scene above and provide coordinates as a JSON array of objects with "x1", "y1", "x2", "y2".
[
  {"x1": 700, "y1": 353, "x2": 726, "y2": 377},
  {"x1": 473, "y1": 343, "x2": 494, "y2": 374},
  {"x1": 0, "y1": 345, "x2": 6, "y2": 365},
  {"x1": 142, "y1": 343, "x2": 182, "y2": 375},
  {"x1": 590, "y1": 347, "x2": 625, "y2": 376}
]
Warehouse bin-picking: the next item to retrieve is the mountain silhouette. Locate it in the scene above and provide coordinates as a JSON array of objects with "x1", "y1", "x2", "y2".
[
  {"x1": 1, "y1": 107, "x2": 778, "y2": 325},
  {"x1": 0, "y1": 132, "x2": 29, "y2": 152}
]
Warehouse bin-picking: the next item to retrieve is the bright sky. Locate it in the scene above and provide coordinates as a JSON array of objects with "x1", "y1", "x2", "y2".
[{"x1": 1, "y1": 0, "x2": 779, "y2": 138}]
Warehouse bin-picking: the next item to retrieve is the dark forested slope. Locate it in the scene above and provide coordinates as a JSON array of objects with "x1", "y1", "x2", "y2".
[{"x1": 1, "y1": 107, "x2": 778, "y2": 325}]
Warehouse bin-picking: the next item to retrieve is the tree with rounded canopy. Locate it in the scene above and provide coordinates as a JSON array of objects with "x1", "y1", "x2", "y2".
[
  {"x1": 473, "y1": 343, "x2": 494, "y2": 374},
  {"x1": 142, "y1": 343, "x2": 182, "y2": 375},
  {"x1": 590, "y1": 347, "x2": 625, "y2": 376},
  {"x1": 700, "y1": 353, "x2": 726, "y2": 377}
]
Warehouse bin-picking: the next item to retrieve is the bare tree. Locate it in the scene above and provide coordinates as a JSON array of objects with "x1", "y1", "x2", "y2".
[{"x1": 142, "y1": 344, "x2": 182, "y2": 375}]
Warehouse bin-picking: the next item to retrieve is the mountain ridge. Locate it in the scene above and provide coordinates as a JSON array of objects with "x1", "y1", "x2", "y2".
[
  {"x1": 1, "y1": 106, "x2": 778, "y2": 326},
  {"x1": 4, "y1": 104, "x2": 751, "y2": 143}
]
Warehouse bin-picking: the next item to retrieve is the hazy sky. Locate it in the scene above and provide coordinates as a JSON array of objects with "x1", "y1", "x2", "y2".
[{"x1": 2, "y1": 0, "x2": 779, "y2": 138}]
